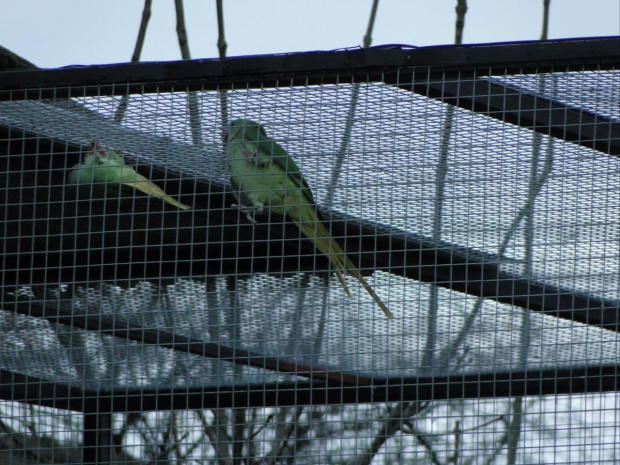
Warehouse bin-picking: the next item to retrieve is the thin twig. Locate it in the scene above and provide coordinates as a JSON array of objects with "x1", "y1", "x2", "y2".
[
  {"x1": 264, "y1": 408, "x2": 290, "y2": 465},
  {"x1": 412, "y1": 431, "x2": 443, "y2": 465},
  {"x1": 250, "y1": 412, "x2": 275, "y2": 439},
  {"x1": 349, "y1": 401, "x2": 427, "y2": 465},
  {"x1": 435, "y1": 81, "x2": 554, "y2": 370},
  {"x1": 270, "y1": 407, "x2": 305, "y2": 464},
  {"x1": 447, "y1": 420, "x2": 461, "y2": 463},
  {"x1": 323, "y1": 0, "x2": 380, "y2": 207},
  {"x1": 216, "y1": 0, "x2": 227, "y2": 58},
  {"x1": 454, "y1": 0, "x2": 468, "y2": 45},
  {"x1": 506, "y1": 51, "x2": 555, "y2": 465},
  {"x1": 506, "y1": 396, "x2": 525, "y2": 464},
  {"x1": 198, "y1": 410, "x2": 233, "y2": 465},
  {"x1": 233, "y1": 408, "x2": 246, "y2": 464},
  {"x1": 422, "y1": 0, "x2": 468, "y2": 371},
  {"x1": 421, "y1": 104, "x2": 453, "y2": 370},
  {"x1": 482, "y1": 428, "x2": 510, "y2": 465},
  {"x1": 404, "y1": 414, "x2": 503, "y2": 437},
  {"x1": 132, "y1": 0, "x2": 153, "y2": 62},
  {"x1": 174, "y1": 0, "x2": 203, "y2": 146},
  {"x1": 362, "y1": 0, "x2": 380, "y2": 48},
  {"x1": 114, "y1": 0, "x2": 152, "y2": 123},
  {"x1": 174, "y1": 0, "x2": 191, "y2": 60},
  {"x1": 216, "y1": 0, "x2": 229, "y2": 139},
  {"x1": 541, "y1": 0, "x2": 551, "y2": 40}
]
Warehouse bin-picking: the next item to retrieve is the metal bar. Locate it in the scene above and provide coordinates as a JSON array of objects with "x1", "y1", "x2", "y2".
[
  {"x1": 1, "y1": 300, "x2": 371, "y2": 386},
  {"x1": 333, "y1": 219, "x2": 620, "y2": 332},
  {"x1": 399, "y1": 77, "x2": 620, "y2": 156},
  {"x1": 0, "y1": 37, "x2": 617, "y2": 97},
  {"x1": 3, "y1": 138, "x2": 618, "y2": 330},
  {"x1": 3, "y1": 365, "x2": 617, "y2": 412},
  {"x1": 0, "y1": 369, "x2": 92, "y2": 411},
  {"x1": 83, "y1": 412, "x2": 113, "y2": 464}
]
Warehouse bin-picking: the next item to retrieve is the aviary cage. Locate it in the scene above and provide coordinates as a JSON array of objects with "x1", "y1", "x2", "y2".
[{"x1": 0, "y1": 37, "x2": 619, "y2": 464}]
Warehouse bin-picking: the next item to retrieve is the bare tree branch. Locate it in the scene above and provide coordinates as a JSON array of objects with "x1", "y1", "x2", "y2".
[
  {"x1": 447, "y1": 420, "x2": 461, "y2": 463},
  {"x1": 174, "y1": 0, "x2": 191, "y2": 60},
  {"x1": 401, "y1": 418, "x2": 443, "y2": 465},
  {"x1": 216, "y1": 0, "x2": 227, "y2": 58},
  {"x1": 132, "y1": 0, "x2": 153, "y2": 62},
  {"x1": 412, "y1": 430, "x2": 443, "y2": 465},
  {"x1": 541, "y1": 0, "x2": 551, "y2": 40},
  {"x1": 454, "y1": 0, "x2": 468, "y2": 45},
  {"x1": 506, "y1": 396, "x2": 525, "y2": 464},
  {"x1": 250, "y1": 412, "x2": 275, "y2": 439},
  {"x1": 422, "y1": 0, "x2": 469, "y2": 371},
  {"x1": 216, "y1": 0, "x2": 230, "y2": 140},
  {"x1": 506, "y1": 35, "x2": 556, "y2": 461},
  {"x1": 266, "y1": 407, "x2": 304, "y2": 465},
  {"x1": 233, "y1": 408, "x2": 246, "y2": 464},
  {"x1": 482, "y1": 421, "x2": 510, "y2": 465},
  {"x1": 114, "y1": 0, "x2": 153, "y2": 123},
  {"x1": 174, "y1": 0, "x2": 203, "y2": 146},
  {"x1": 362, "y1": 0, "x2": 380, "y2": 48},
  {"x1": 404, "y1": 414, "x2": 504, "y2": 437},
  {"x1": 350, "y1": 401, "x2": 428, "y2": 465},
  {"x1": 198, "y1": 410, "x2": 233, "y2": 465},
  {"x1": 324, "y1": 0, "x2": 380, "y2": 207}
]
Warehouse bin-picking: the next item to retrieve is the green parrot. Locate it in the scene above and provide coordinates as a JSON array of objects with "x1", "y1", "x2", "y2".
[
  {"x1": 226, "y1": 119, "x2": 394, "y2": 319},
  {"x1": 68, "y1": 142, "x2": 190, "y2": 210}
]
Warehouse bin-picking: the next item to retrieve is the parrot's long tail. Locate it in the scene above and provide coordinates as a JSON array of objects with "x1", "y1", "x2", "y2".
[
  {"x1": 123, "y1": 173, "x2": 191, "y2": 210},
  {"x1": 295, "y1": 211, "x2": 394, "y2": 319},
  {"x1": 297, "y1": 218, "x2": 353, "y2": 299}
]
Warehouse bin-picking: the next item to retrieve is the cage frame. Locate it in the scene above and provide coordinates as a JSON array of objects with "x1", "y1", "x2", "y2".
[{"x1": 1, "y1": 36, "x2": 619, "y2": 462}]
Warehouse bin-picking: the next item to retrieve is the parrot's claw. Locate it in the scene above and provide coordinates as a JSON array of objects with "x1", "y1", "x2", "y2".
[
  {"x1": 232, "y1": 202, "x2": 264, "y2": 224},
  {"x1": 243, "y1": 147, "x2": 268, "y2": 167}
]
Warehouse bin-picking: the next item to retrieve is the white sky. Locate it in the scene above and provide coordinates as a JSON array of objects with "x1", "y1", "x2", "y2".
[{"x1": 1, "y1": 0, "x2": 619, "y2": 68}]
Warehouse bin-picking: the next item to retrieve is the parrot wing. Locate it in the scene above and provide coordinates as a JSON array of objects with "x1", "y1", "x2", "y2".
[{"x1": 254, "y1": 134, "x2": 317, "y2": 206}]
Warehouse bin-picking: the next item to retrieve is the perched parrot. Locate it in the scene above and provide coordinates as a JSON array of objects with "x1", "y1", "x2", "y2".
[
  {"x1": 225, "y1": 119, "x2": 394, "y2": 318},
  {"x1": 68, "y1": 142, "x2": 190, "y2": 210}
]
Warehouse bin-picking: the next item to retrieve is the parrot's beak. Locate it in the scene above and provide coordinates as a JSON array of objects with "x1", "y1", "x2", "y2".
[{"x1": 86, "y1": 141, "x2": 107, "y2": 158}]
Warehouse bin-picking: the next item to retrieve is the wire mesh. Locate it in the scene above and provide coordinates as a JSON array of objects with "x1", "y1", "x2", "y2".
[{"x1": 0, "y1": 40, "x2": 619, "y2": 464}]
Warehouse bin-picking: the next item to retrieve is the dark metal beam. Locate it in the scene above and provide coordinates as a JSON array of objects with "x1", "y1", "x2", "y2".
[
  {"x1": 103, "y1": 365, "x2": 620, "y2": 410},
  {"x1": 0, "y1": 37, "x2": 617, "y2": 97},
  {"x1": 345, "y1": 223, "x2": 620, "y2": 331},
  {"x1": 398, "y1": 77, "x2": 620, "y2": 156},
  {"x1": 0, "y1": 369, "x2": 90, "y2": 411},
  {"x1": 3, "y1": 365, "x2": 617, "y2": 412},
  {"x1": 1, "y1": 300, "x2": 367, "y2": 386},
  {"x1": 83, "y1": 412, "x2": 113, "y2": 464},
  {"x1": 2, "y1": 136, "x2": 618, "y2": 331}
]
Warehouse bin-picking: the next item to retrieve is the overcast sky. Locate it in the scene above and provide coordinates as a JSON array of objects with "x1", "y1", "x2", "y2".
[{"x1": 2, "y1": 0, "x2": 619, "y2": 68}]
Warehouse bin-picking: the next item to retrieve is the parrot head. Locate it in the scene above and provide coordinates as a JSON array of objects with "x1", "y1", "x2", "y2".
[
  {"x1": 226, "y1": 119, "x2": 267, "y2": 144},
  {"x1": 82, "y1": 142, "x2": 125, "y2": 168}
]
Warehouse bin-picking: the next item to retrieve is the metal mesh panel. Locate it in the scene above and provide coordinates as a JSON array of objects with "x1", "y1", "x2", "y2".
[{"x1": 1, "y1": 39, "x2": 619, "y2": 464}]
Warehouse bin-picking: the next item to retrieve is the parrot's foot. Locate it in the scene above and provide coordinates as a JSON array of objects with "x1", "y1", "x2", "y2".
[
  {"x1": 232, "y1": 202, "x2": 264, "y2": 224},
  {"x1": 243, "y1": 147, "x2": 269, "y2": 167}
]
